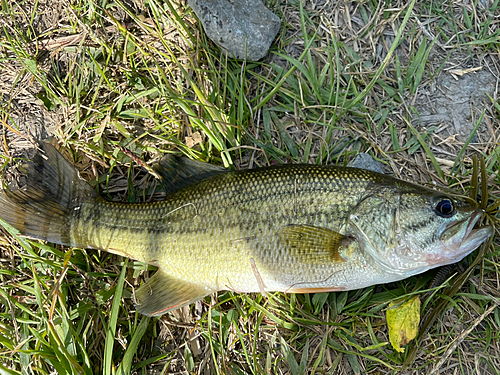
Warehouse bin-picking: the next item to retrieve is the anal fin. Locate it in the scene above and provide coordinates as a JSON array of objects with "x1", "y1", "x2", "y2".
[{"x1": 134, "y1": 271, "x2": 213, "y2": 316}]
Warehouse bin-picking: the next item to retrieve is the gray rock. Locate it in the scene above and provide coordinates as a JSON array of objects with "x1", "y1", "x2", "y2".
[
  {"x1": 188, "y1": 0, "x2": 281, "y2": 61},
  {"x1": 414, "y1": 70, "x2": 496, "y2": 142},
  {"x1": 348, "y1": 153, "x2": 385, "y2": 174}
]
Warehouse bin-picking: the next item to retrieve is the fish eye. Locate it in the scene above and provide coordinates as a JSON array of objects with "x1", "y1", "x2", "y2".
[{"x1": 434, "y1": 198, "x2": 456, "y2": 218}]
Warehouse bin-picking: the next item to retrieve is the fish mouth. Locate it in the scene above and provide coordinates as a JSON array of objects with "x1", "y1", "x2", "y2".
[{"x1": 440, "y1": 209, "x2": 492, "y2": 261}]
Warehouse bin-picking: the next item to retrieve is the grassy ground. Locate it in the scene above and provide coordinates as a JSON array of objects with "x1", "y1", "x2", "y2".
[{"x1": 0, "y1": 0, "x2": 499, "y2": 373}]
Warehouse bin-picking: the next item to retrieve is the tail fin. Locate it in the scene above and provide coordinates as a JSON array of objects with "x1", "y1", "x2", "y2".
[{"x1": 0, "y1": 143, "x2": 96, "y2": 245}]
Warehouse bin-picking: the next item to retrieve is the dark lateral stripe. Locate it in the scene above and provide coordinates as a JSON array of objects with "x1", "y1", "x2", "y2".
[{"x1": 84, "y1": 207, "x2": 350, "y2": 238}]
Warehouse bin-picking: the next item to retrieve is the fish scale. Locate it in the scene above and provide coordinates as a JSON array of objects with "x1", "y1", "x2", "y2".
[{"x1": 0, "y1": 143, "x2": 492, "y2": 316}]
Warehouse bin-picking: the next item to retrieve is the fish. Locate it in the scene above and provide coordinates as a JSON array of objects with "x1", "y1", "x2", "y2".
[{"x1": 0, "y1": 143, "x2": 492, "y2": 316}]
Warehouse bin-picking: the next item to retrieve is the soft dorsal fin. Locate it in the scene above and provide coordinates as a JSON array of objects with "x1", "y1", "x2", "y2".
[
  {"x1": 134, "y1": 271, "x2": 214, "y2": 316},
  {"x1": 153, "y1": 155, "x2": 229, "y2": 195},
  {"x1": 279, "y1": 225, "x2": 354, "y2": 264}
]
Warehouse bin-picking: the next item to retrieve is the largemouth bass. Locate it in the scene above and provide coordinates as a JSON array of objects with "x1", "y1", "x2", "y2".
[{"x1": 0, "y1": 143, "x2": 492, "y2": 316}]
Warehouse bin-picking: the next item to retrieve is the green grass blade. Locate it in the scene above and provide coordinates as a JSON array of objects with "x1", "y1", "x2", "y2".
[
  {"x1": 103, "y1": 259, "x2": 129, "y2": 375},
  {"x1": 117, "y1": 316, "x2": 150, "y2": 374},
  {"x1": 339, "y1": 0, "x2": 417, "y2": 117},
  {"x1": 404, "y1": 119, "x2": 444, "y2": 179}
]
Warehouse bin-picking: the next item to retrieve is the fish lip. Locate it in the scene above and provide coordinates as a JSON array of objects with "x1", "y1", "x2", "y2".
[
  {"x1": 464, "y1": 209, "x2": 483, "y2": 238},
  {"x1": 461, "y1": 223, "x2": 493, "y2": 250},
  {"x1": 441, "y1": 208, "x2": 492, "y2": 260},
  {"x1": 462, "y1": 209, "x2": 493, "y2": 244}
]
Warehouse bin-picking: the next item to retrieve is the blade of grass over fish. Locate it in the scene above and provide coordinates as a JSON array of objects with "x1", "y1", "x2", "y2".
[
  {"x1": 338, "y1": 0, "x2": 417, "y2": 117},
  {"x1": 103, "y1": 259, "x2": 128, "y2": 375}
]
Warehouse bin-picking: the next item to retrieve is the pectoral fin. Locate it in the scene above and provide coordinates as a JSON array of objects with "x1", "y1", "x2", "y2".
[
  {"x1": 134, "y1": 271, "x2": 213, "y2": 316},
  {"x1": 279, "y1": 224, "x2": 353, "y2": 264}
]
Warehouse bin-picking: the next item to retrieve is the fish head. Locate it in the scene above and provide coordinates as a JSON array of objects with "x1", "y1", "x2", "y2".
[{"x1": 349, "y1": 186, "x2": 492, "y2": 276}]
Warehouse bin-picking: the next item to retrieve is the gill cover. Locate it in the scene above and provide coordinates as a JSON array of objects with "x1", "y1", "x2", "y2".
[{"x1": 347, "y1": 187, "x2": 416, "y2": 275}]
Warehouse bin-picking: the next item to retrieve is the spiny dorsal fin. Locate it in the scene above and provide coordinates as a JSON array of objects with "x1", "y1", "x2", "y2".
[
  {"x1": 134, "y1": 271, "x2": 214, "y2": 316},
  {"x1": 279, "y1": 224, "x2": 353, "y2": 264},
  {"x1": 153, "y1": 155, "x2": 229, "y2": 195}
]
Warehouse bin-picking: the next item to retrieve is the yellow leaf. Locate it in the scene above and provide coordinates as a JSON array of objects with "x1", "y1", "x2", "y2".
[{"x1": 386, "y1": 295, "x2": 421, "y2": 353}]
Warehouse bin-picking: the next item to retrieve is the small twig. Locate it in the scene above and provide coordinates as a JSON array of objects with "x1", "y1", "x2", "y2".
[
  {"x1": 117, "y1": 145, "x2": 161, "y2": 180},
  {"x1": 250, "y1": 258, "x2": 267, "y2": 299},
  {"x1": 429, "y1": 303, "x2": 498, "y2": 375}
]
